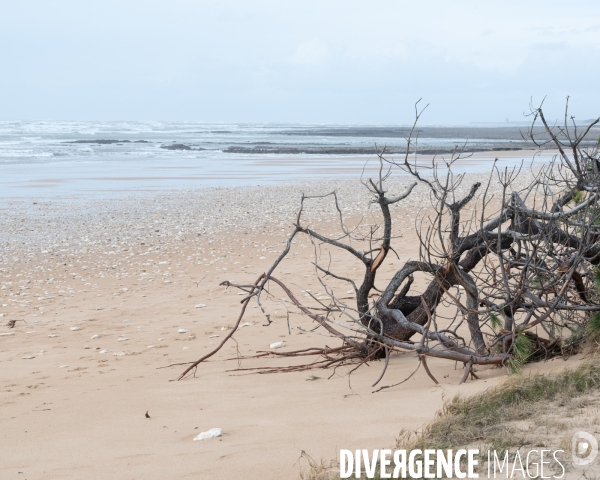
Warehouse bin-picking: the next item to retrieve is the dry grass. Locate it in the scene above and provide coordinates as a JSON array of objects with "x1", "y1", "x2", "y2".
[
  {"x1": 298, "y1": 452, "x2": 340, "y2": 480},
  {"x1": 301, "y1": 358, "x2": 600, "y2": 479},
  {"x1": 401, "y1": 360, "x2": 600, "y2": 452}
]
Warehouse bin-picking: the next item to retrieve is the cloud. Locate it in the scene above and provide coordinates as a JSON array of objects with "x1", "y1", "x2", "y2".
[{"x1": 289, "y1": 37, "x2": 329, "y2": 64}]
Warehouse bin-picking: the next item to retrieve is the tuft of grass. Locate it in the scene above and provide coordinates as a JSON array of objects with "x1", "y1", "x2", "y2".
[
  {"x1": 572, "y1": 189, "x2": 585, "y2": 205},
  {"x1": 307, "y1": 375, "x2": 321, "y2": 381},
  {"x1": 594, "y1": 267, "x2": 600, "y2": 290},
  {"x1": 567, "y1": 323, "x2": 585, "y2": 345},
  {"x1": 506, "y1": 330, "x2": 534, "y2": 374},
  {"x1": 398, "y1": 360, "x2": 600, "y2": 452},
  {"x1": 489, "y1": 313, "x2": 502, "y2": 331},
  {"x1": 588, "y1": 312, "x2": 600, "y2": 342},
  {"x1": 530, "y1": 277, "x2": 542, "y2": 289},
  {"x1": 298, "y1": 452, "x2": 338, "y2": 480}
]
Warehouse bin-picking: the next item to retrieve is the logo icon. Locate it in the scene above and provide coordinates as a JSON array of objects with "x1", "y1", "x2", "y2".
[{"x1": 572, "y1": 431, "x2": 598, "y2": 466}]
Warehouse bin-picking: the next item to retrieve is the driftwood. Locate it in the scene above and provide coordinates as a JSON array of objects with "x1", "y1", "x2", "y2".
[{"x1": 175, "y1": 99, "x2": 600, "y2": 387}]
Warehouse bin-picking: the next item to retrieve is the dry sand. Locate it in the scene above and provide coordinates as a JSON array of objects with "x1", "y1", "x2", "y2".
[{"x1": 0, "y1": 165, "x2": 585, "y2": 479}]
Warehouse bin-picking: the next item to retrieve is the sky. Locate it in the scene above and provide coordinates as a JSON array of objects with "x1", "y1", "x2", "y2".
[{"x1": 0, "y1": 0, "x2": 599, "y2": 124}]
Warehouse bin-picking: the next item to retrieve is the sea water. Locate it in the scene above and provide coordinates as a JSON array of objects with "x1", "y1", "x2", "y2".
[{"x1": 0, "y1": 121, "x2": 548, "y2": 198}]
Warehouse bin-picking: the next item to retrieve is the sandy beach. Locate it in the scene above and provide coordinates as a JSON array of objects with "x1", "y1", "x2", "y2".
[
  {"x1": 3, "y1": 0, "x2": 600, "y2": 476},
  {"x1": 0, "y1": 154, "x2": 587, "y2": 479}
]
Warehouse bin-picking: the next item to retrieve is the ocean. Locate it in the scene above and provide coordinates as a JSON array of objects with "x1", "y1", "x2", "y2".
[{"x1": 0, "y1": 121, "x2": 566, "y2": 198}]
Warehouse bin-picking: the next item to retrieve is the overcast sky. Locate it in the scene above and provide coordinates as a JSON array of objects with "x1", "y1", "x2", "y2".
[{"x1": 1, "y1": 0, "x2": 599, "y2": 124}]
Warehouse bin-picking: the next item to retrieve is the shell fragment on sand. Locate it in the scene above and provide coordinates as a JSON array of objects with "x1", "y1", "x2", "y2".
[
  {"x1": 0, "y1": 332, "x2": 15, "y2": 336},
  {"x1": 22, "y1": 356, "x2": 35, "y2": 359},
  {"x1": 118, "y1": 337, "x2": 129, "y2": 342},
  {"x1": 98, "y1": 349, "x2": 110, "y2": 354},
  {"x1": 270, "y1": 341, "x2": 285, "y2": 349},
  {"x1": 178, "y1": 328, "x2": 189, "y2": 333},
  {"x1": 70, "y1": 326, "x2": 81, "y2": 331},
  {"x1": 195, "y1": 304, "x2": 206, "y2": 308},
  {"x1": 90, "y1": 334, "x2": 99, "y2": 339},
  {"x1": 193, "y1": 428, "x2": 223, "y2": 441},
  {"x1": 48, "y1": 334, "x2": 59, "y2": 338}
]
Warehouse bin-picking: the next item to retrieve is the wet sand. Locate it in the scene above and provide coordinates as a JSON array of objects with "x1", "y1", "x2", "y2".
[{"x1": 0, "y1": 149, "x2": 555, "y2": 198}]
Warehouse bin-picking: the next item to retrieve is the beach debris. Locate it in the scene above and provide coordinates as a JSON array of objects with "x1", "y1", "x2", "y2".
[
  {"x1": 0, "y1": 332, "x2": 15, "y2": 337},
  {"x1": 98, "y1": 349, "x2": 110, "y2": 354},
  {"x1": 48, "y1": 334, "x2": 59, "y2": 338},
  {"x1": 145, "y1": 411, "x2": 151, "y2": 419},
  {"x1": 240, "y1": 322, "x2": 254, "y2": 327},
  {"x1": 147, "y1": 345, "x2": 155, "y2": 348},
  {"x1": 60, "y1": 365, "x2": 69, "y2": 368},
  {"x1": 84, "y1": 345, "x2": 91, "y2": 349},
  {"x1": 70, "y1": 326, "x2": 81, "y2": 331},
  {"x1": 195, "y1": 304, "x2": 206, "y2": 308},
  {"x1": 113, "y1": 351, "x2": 125, "y2": 356},
  {"x1": 22, "y1": 356, "x2": 35, "y2": 359},
  {"x1": 209, "y1": 334, "x2": 219, "y2": 338},
  {"x1": 123, "y1": 319, "x2": 130, "y2": 324},
  {"x1": 270, "y1": 341, "x2": 285, "y2": 349},
  {"x1": 7, "y1": 319, "x2": 26, "y2": 328},
  {"x1": 193, "y1": 428, "x2": 222, "y2": 441},
  {"x1": 90, "y1": 334, "x2": 99, "y2": 339},
  {"x1": 178, "y1": 328, "x2": 189, "y2": 334},
  {"x1": 118, "y1": 337, "x2": 129, "y2": 342}
]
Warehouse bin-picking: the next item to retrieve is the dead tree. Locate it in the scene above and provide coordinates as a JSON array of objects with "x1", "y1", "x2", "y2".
[{"x1": 176, "y1": 100, "x2": 600, "y2": 386}]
